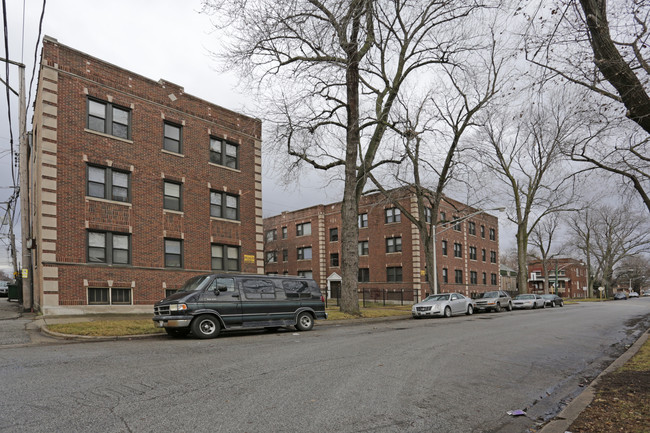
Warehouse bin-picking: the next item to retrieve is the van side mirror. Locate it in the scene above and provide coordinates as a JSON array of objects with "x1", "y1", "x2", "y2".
[{"x1": 217, "y1": 285, "x2": 228, "y2": 292}]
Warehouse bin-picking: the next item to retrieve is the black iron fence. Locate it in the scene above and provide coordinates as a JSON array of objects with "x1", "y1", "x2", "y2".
[{"x1": 325, "y1": 287, "x2": 421, "y2": 308}]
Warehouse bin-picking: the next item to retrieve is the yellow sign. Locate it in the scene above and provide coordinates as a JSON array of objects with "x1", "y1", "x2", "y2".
[
  {"x1": 21, "y1": 268, "x2": 28, "y2": 279},
  {"x1": 244, "y1": 254, "x2": 256, "y2": 264}
]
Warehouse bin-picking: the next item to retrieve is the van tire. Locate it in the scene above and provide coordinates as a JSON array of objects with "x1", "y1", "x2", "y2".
[
  {"x1": 165, "y1": 328, "x2": 190, "y2": 338},
  {"x1": 295, "y1": 312, "x2": 314, "y2": 331},
  {"x1": 191, "y1": 315, "x2": 221, "y2": 339}
]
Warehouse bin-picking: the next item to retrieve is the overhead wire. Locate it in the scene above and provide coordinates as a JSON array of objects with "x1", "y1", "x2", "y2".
[
  {"x1": 26, "y1": 0, "x2": 46, "y2": 111},
  {"x1": 1, "y1": 0, "x2": 17, "y2": 189}
]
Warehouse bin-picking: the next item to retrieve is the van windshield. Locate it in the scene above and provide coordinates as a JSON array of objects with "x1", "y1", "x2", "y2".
[{"x1": 178, "y1": 276, "x2": 212, "y2": 292}]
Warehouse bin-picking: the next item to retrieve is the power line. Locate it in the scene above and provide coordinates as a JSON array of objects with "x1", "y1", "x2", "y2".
[
  {"x1": 26, "y1": 0, "x2": 46, "y2": 111},
  {"x1": 1, "y1": 0, "x2": 17, "y2": 189}
]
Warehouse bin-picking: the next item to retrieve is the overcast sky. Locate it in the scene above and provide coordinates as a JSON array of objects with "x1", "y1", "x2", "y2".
[{"x1": 0, "y1": 0, "x2": 344, "y2": 273}]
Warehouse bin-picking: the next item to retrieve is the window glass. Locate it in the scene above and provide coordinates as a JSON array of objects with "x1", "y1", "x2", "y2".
[
  {"x1": 164, "y1": 123, "x2": 181, "y2": 153},
  {"x1": 165, "y1": 239, "x2": 182, "y2": 268},
  {"x1": 164, "y1": 182, "x2": 181, "y2": 211},
  {"x1": 112, "y1": 171, "x2": 129, "y2": 202},
  {"x1": 216, "y1": 278, "x2": 235, "y2": 292},
  {"x1": 88, "y1": 232, "x2": 106, "y2": 263},
  {"x1": 88, "y1": 167, "x2": 105, "y2": 198},
  {"x1": 111, "y1": 288, "x2": 131, "y2": 304},
  {"x1": 283, "y1": 280, "x2": 311, "y2": 298},
  {"x1": 89, "y1": 100, "x2": 106, "y2": 118},
  {"x1": 242, "y1": 279, "x2": 276, "y2": 299},
  {"x1": 88, "y1": 287, "x2": 109, "y2": 305}
]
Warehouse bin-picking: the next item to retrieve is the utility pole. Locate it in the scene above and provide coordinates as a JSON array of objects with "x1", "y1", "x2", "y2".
[{"x1": 1, "y1": 56, "x2": 31, "y2": 311}]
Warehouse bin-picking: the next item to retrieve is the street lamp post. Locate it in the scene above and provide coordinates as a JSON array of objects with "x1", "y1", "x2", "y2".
[{"x1": 431, "y1": 207, "x2": 505, "y2": 295}]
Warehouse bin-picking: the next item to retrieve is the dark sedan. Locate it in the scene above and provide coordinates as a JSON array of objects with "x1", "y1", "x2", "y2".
[{"x1": 540, "y1": 294, "x2": 564, "y2": 307}]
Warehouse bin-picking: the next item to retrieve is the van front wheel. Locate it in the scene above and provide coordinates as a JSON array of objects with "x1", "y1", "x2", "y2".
[
  {"x1": 295, "y1": 312, "x2": 314, "y2": 332},
  {"x1": 191, "y1": 315, "x2": 221, "y2": 339}
]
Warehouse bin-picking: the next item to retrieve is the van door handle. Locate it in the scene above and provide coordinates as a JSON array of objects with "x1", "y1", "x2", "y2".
[{"x1": 231, "y1": 293, "x2": 240, "y2": 298}]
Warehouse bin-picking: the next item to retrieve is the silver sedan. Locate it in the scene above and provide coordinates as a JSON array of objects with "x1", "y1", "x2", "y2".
[
  {"x1": 412, "y1": 292, "x2": 475, "y2": 318},
  {"x1": 512, "y1": 294, "x2": 546, "y2": 309}
]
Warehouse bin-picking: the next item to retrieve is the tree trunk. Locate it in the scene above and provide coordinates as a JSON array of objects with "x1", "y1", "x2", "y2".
[{"x1": 516, "y1": 228, "x2": 529, "y2": 294}]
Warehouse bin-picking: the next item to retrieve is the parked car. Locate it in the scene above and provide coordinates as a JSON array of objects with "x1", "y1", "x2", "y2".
[
  {"x1": 613, "y1": 291, "x2": 628, "y2": 300},
  {"x1": 0, "y1": 281, "x2": 8, "y2": 297},
  {"x1": 628, "y1": 291, "x2": 639, "y2": 298},
  {"x1": 642, "y1": 290, "x2": 650, "y2": 297},
  {"x1": 153, "y1": 274, "x2": 327, "y2": 339},
  {"x1": 474, "y1": 291, "x2": 512, "y2": 313},
  {"x1": 540, "y1": 294, "x2": 564, "y2": 307},
  {"x1": 412, "y1": 292, "x2": 475, "y2": 318},
  {"x1": 512, "y1": 294, "x2": 546, "y2": 309}
]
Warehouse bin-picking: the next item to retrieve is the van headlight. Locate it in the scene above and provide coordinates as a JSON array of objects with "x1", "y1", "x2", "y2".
[{"x1": 169, "y1": 303, "x2": 187, "y2": 312}]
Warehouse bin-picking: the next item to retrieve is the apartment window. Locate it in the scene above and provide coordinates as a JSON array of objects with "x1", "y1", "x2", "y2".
[
  {"x1": 424, "y1": 207, "x2": 432, "y2": 223},
  {"x1": 358, "y1": 213, "x2": 368, "y2": 228},
  {"x1": 469, "y1": 221, "x2": 476, "y2": 235},
  {"x1": 469, "y1": 246, "x2": 477, "y2": 260},
  {"x1": 297, "y1": 270, "x2": 313, "y2": 279},
  {"x1": 454, "y1": 242, "x2": 462, "y2": 258},
  {"x1": 490, "y1": 251, "x2": 497, "y2": 264},
  {"x1": 210, "y1": 191, "x2": 239, "y2": 220},
  {"x1": 97, "y1": 288, "x2": 130, "y2": 308},
  {"x1": 386, "y1": 237, "x2": 402, "y2": 253},
  {"x1": 282, "y1": 249, "x2": 288, "y2": 262},
  {"x1": 482, "y1": 272, "x2": 487, "y2": 285},
  {"x1": 358, "y1": 240, "x2": 369, "y2": 256},
  {"x1": 209, "y1": 137, "x2": 238, "y2": 169},
  {"x1": 453, "y1": 216, "x2": 461, "y2": 231},
  {"x1": 164, "y1": 239, "x2": 183, "y2": 268},
  {"x1": 266, "y1": 229, "x2": 277, "y2": 242},
  {"x1": 470, "y1": 271, "x2": 478, "y2": 284},
  {"x1": 440, "y1": 211, "x2": 446, "y2": 223},
  {"x1": 441, "y1": 240, "x2": 448, "y2": 256},
  {"x1": 163, "y1": 181, "x2": 182, "y2": 211},
  {"x1": 330, "y1": 228, "x2": 339, "y2": 242},
  {"x1": 163, "y1": 122, "x2": 182, "y2": 153},
  {"x1": 87, "y1": 231, "x2": 130, "y2": 265},
  {"x1": 489, "y1": 228, "x2": 496, "y2": 240},
  {"x1": 296, "y1": 222, "x2": 312, "y2": 237},
  {"x1": 282, "y1": 227, "x2": 288, "y2": 239},
  {"x1": 482, "y1": 249, "x2": 486, "y2": 262},
  {"x1": 330, "y1": 253, "x2": 339, "y2": 267},
  {"x1": 297, "y1": 246, "x2": 312, "y2": 260},
  {"x1": 212, "y1": 244, "x2": 240, "y2": 271},
  {"x1": 266, "y1": 251, "x2": 277, "y2": 263},
  {"x1": 481, "y1": 225, "x2": 486, "y2": 238},
  {"x1": 358, "y1": 268, "x2": 370, "y2": 282},
  {"x1": 455, "y1": 270, "x2": 463, "y2": 284},
  {"x1": 385, "y1": 207, "x2": 401, "y2": 224},
  {"x1": 87, "y1": 98, "x2": 131, "y2": 139},
  {"x1": 387, "y1": 267, "x2": 403, "y2": 282},
  {"x1": 442, "y1": 268, "x2": 448, "y2": 283},
  {"x1": 87, "y1": 166, "x2": 130, "y2": 203},
  {"x1": 491, "y1": 273, "x2": 498, "y2": 285}
]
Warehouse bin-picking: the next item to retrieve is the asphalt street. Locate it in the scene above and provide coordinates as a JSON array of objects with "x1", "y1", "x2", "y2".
[{"x1": 0, "y1": 297, "x2": 649, "y2": 432}]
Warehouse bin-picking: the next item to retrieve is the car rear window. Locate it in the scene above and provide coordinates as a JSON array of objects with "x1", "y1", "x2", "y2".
[{"x1": 283, "y1": 280, "x2": 313, "y2": 298}]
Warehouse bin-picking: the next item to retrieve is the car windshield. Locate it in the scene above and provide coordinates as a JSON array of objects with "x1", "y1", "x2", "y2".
[
  {"x1": 479, "y1": 291, "x2": 499, "y2": 298},
  {"x1": 424, "y1": 294, "x2": 450, "y2": 302},
  {"x1": 178, "y1": 275, "x2": 212, "y2": 292},
  {"x1": 540, "y1": 294, "x2": 554, "y2": 299},
  {"x1": 515, "y1": 294, "x2": 534, "y2": 300}
]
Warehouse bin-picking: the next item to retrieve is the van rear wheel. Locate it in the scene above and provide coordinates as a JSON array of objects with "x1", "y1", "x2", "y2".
[
  {"x1": 191, "y1": 315, "x2": 221, "y2": 339},
  {"x1": 295, "y1": 312, "x2": 314, "y2": 331}
]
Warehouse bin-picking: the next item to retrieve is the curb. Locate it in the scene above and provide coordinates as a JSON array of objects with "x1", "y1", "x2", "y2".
[
  {"x1": 539, "y1": 329, "x2": 649, "y2": 433},
  {"x1": 40, "y1": 325, "x2": 167, "y2": 341}
]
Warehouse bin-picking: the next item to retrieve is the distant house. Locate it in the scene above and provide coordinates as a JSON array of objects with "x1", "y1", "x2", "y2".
[
  {"x1": 527, "y1": 257, "x2": 587, "y2": 298},
  {"x1": 500, "y1": 264, "x2": 517, "y2": 294}
]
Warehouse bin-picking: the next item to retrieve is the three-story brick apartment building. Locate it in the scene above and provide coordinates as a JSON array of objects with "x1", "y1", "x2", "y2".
[
  {"x1": 29, "y1": 37, "x2": 263, "y2": 314},
  {"x1": 263, "y1": 190, "x2": 501, "y2": 301}
]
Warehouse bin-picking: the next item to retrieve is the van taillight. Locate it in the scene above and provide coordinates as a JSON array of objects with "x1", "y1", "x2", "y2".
[{"x1": 321, "y1": 295, "x2": 325, "y2": 303}]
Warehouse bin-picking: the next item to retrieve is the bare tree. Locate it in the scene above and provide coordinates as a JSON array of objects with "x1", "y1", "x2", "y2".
[
  {"x1": 568, "y1": 208, "x2": 599, "y2": 297},
  {"x1": 571, "y1": 204, "x2": 650, "y2": 296},
  {"x1": 478, "y1": 94, "x2": 580, "y2": 294},
  {"x1": 614, "y1": 256, "x2": 650, "y2": 293},
  {"x1": 528, "y1": 213, "x2": 563, "y2": 294},
  {"x1": 524, "y1": 0, "x2": 650, "y2": 212},
  {"x1": 203, "y1": 0, "x2": 491, "y2": 314}
]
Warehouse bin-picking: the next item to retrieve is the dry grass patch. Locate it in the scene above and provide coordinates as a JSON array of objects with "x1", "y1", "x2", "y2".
[
  {"x1": 47, "y1": 319, "x2": 165, "y2": 337},
  {"x1": 326, "y1": 304, "x2": 411, "y2": 320}
]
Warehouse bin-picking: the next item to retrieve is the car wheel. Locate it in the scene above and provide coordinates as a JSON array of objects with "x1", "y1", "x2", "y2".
[
  {"x1": 191, "y1": 314, "x2": 221, "y2": 339},
  {"x1": 165, "y1": 327, "x2": 190, "y2": 338},
  {"x1": 466, "y1": 305, "x2": 474, "y2": 315},
  {"x1": 295, "y1": 312, "x2": 314, "y2": 331},
  {"x1": 542, "y1": 302, "x2": 546, "y2": 309},
  {"x1": 551, "y1": 301, "x2": 555, "y2": 307},
  {"x1": 559, "y1": 301, "x2": 564, "y2": 307},
  {"x1": 494, "y1": 303, "x2": 501, "y2": 313},
  {"x1": 444, "y1": 306, "x2": 452, "y2": 318},
  {"x1": 532, "y1": 303, "x2": 536, "y2": 309},
  {"x1": 507, "y1": 302, "x2": 512, "y2": 311}
]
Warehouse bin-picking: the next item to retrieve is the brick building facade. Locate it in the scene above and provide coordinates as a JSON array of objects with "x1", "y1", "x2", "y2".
[
  {"x1": 29, "y1": 37, "x2": 263, "y2": 315},
  {"x1": 263, "y1": 190, "x2": 501, "y2": 301},
  {"x1": 527, "y1": 257, "x2": 587, "y2": 298}
]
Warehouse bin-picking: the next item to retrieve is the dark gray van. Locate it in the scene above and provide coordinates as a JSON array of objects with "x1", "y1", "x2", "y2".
[{"x1": 153, "y1": 274, "x2": 327, "y2": 338}]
